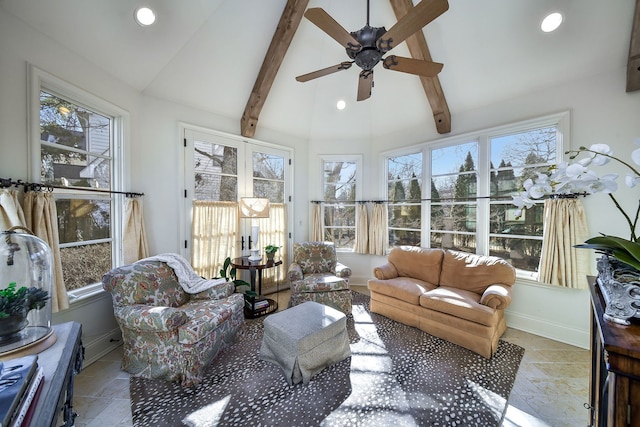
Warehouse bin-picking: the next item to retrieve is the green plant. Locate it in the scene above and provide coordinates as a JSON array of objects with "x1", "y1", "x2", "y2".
[
  {"x1": 0, "y1": 282, "x2": 49, "y2": 319},
  {"x1": 219, "y1": 257, "x2": 256, "y2": 298},
  {"x1": 264, "y1": 245, "x2": 281, "y2": 254}
]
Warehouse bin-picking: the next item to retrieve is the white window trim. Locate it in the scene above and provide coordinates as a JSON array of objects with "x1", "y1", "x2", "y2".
[
  {"x1": 320, "y1": 154, "x2": 363, "y2": 252},
  {"x1": 27, "y1": 64, "x2": 129, "y2": 302},
  {"x1": 380, "y1": 111, "x2": 570, "y2": 278}
]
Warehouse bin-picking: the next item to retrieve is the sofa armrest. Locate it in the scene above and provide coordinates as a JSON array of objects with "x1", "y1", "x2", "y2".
[
  {"x1": 373, "y1": 262, "x2": 399, "y2": 280},
  {"x1": 115, "y1": 305, "x2": 188, "y2": 332},
  {"x1": 335, "y1": 262, "x2": 352, "y2": 279},
  {"x1": 191, "y1": 281, "x2": 234, "y2": 300},
  {"x1": 480, "y1": 284, "x2": 513, "y2": 310},
  {"x1": 287, "y1": 263, "x2": 303, "y2": 282}
]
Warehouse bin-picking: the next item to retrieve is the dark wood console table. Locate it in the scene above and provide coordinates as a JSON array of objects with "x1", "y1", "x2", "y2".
[{"x1": 589, "y1": 276, "x2": 640, "y2": 426}]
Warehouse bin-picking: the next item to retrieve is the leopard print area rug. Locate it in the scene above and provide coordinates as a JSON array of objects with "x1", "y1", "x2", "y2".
[{"x1": 130, "y1": 291, "x2": 524, "y2": 426}]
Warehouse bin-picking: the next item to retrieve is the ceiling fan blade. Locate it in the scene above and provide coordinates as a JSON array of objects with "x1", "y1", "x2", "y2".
[
  {"x1": 382, "y1": 55, "x2": 443, "y2": 77},
  {"x1": 357, "y1": 70, "x2": 373, "y2": 101},
  {"x1": 304, "y1": 8, "x2": 362, "y2": 53},
  {"x1": 377, "y1": 0, "x2": 449, "y2": 53},
  {"x1": 296, "y1": 62, "x2": 353, "y2": 82}
]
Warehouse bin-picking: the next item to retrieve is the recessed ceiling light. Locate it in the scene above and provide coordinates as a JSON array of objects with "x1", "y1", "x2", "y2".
[
  {"x1": 336, "y1": 99, "x2": 346, "y2": 110},
  {"x1": 541, "y1": 12, "x2": 563, "y2": 33},
  {"x1": 135, "y1": 7, "x2": 156, "y2": 27}
]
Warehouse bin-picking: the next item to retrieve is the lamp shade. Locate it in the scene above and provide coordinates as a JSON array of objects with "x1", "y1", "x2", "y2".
[{"x1": 239, "y1": 197, "x2": 270, "y2": 218}]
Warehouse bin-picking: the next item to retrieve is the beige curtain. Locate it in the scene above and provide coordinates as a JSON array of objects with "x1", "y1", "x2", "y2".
[
  {"x1": 0, "y1": 189, "x2": 26, "y2": 231},
  {"x1": 123, "y1": 197, "x2": 149, "y2": 264},
  {"x1": 354, "y1": 202, "x2": 369, "y2": 254},
  {"x1": 191, "y1": 201, "x2": 239, "y2": 279},
  {"x1": 260, "y1": 203, "x2": 287, "y2": 290},
  {"x1": 369, "y1": 202, "x2": 388, "y2": 256},
  {"x1": 538, "y1": 198, "x2": 590, "y2": 289},
  {"x1": 23, "y1": 192, "x2": 69, "y2": 312},
  {"x1": 311, "y1": 202, "x2": 323, "y2": 241}
]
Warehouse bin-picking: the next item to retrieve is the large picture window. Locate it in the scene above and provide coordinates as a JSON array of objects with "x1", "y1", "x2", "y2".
[
  {"x1": 322, "y1": 157, "x2": 361, "y2": 250},
  {"x1": 31, "y1": 67, "x2": 126, "y2": 296},
  {"x1": 383, "y1": 112, "x2": 566, "y2": 275}
]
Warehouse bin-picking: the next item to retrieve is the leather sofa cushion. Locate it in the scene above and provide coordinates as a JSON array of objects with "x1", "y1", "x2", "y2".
[
  {"x1": 440, "y1": 250, "x2": 515, "y2": 295},
  {"x1": 388, "y1": 246, "x2": 443, "y2": 285},
  {"x1": 420, "y1": 287, "x2": 499, "y2": 327},
  {"x1": 368, "y1": 277, "x2": 437, "y2": 305}
]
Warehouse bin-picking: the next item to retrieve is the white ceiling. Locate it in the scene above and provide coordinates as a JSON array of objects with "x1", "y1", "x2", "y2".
[{"x1": 1, "y1": 0, "x2": 635, "y2": 141}]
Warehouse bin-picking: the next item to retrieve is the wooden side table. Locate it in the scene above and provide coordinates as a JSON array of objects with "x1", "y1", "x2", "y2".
[{"x1": 231, "y1": 256, "x2": 282, "y2": 318}]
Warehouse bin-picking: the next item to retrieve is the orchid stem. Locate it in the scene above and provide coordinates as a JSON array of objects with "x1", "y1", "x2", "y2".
[{"x1": 608, "y1": 193, "x2": 638, "y2": 242}]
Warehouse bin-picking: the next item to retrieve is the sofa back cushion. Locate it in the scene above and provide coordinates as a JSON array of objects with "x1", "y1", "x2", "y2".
[
  {"x1": 440, "y1": 250, "x2": 515, "y2": 294},
  {"x1": 102, "y1": 260, "x2": 189, "y2": 308},
  {"x1": 388, "y1": 246, "x2": 443, "y2": 285}
]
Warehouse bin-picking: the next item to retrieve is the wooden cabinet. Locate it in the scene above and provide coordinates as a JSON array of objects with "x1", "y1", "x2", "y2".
[{"x1": 589, "y1": 277, "x2": 640, "y2": 426}]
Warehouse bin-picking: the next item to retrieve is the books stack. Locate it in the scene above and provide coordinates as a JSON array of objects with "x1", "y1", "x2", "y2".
[
  {"x1": 245, "y1": 298, "x2": 270, "y2": 313},
  {"x1": 0, "y1": 355, "x2": 45, "y2": 427}
]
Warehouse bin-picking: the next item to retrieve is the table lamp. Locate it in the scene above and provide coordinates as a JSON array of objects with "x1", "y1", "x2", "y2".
[{"x1": 239, "y1": 197, "x2": 270, "y2": 261}]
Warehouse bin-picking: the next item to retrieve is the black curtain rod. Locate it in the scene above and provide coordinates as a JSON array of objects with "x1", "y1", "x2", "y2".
[
  {"x1": 0, "y1": 177, "x2": 144, "y2": 198},
  {"x1": 311, "y1": 192, "x2": 588, "y2": 204}
]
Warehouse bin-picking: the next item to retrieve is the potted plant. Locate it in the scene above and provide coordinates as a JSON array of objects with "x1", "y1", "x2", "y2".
[
  {"x1": 264, "y1": 245, "x2": 281, "y2": 261},
  {"x1": 0, "y1": 282, "x2": 49, "y2": 339}
]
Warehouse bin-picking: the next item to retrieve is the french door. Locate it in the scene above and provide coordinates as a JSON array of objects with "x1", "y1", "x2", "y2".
[{"x1": 182, "y1": 127, "x2": 291, "y2": 293}]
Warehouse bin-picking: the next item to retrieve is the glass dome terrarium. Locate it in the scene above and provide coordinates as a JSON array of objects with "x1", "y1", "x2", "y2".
[{"x1": 0, "y1": 228, "x2": 55, "y2": 356}]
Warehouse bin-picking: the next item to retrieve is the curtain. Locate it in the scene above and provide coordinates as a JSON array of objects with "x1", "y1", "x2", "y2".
[
  {"x1": 311, "y1": 202, "x2": 323, "y2": 241},
  {"x1": 23, "y1": 191, "x2": 69, "y2": 312},
  {"x1": 123, "y1": 197, "x2": 149, "y2": 264},
  {"x1": 369, "y1": 202, "x2": 388, "y2": 256},
  {"x1": 0, "y1": 189, "x2": 26, "y2": 231},
  {"x1": 538, "y1": 198, "x2": 590, "y2": 289},
  {"x1": 191, "y1": 201, "x2": 239, "y2": 279},
  {"x1": 259, "y1": 203, "x2": 287, "y2": 290},
  {"x1": 354, "y1": 203, "x2": 369, "y2": 254}
]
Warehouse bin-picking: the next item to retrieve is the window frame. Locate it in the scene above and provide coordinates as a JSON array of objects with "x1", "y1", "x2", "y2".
[
  {"x1": 320, "y1": 154, "x2": 363, "y2": 252},
  {"x1": 381, "y1": 111, "x2": 569, "y2": 279},
  {"x1": 28, "y1": 65, "x2": 128, "y2": 300}
]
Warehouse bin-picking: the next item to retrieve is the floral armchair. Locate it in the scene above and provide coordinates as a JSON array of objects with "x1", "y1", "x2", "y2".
[
  {"x1": 102, "y1": 257, "x2": 244, "y2": 387},
  {"x1": 287, "y1": 242, "x2": 353, "y2": 314}
]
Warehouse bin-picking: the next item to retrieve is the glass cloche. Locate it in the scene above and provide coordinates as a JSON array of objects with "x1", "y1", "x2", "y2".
[{"x1": 0, "y1": 228, "x2": 54, "y2": 355}]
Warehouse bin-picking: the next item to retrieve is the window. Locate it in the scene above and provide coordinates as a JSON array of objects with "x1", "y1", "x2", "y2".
[
  {"x1": 31, "y1": 67, "x2": 126, "y2": 296},
  {"x1": 387, "y1": 153, "x2": 422, "y2": 247},
  {"x1": 383, "y1": 112, "x2": 566, "y2": 275},
  {"x1": 322, "y1": 157, "x2": 361, "y2": 250}
]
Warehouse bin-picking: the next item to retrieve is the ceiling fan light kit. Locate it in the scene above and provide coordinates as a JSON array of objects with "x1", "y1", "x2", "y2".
[{"x1": 296, "y1": 0, "x2": 449, "y2": 101}]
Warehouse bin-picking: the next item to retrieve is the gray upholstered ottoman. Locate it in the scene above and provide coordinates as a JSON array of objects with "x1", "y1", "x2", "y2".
[{"x1": 259, "y1": 301, "x2": 351, "y2": 385}]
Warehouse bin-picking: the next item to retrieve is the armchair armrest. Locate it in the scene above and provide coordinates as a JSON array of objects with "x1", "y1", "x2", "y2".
[
  {"x1": 335, "y1": 262, "x2": 352, "y2": 279},
  {"x1": 480, "y1": 284, "x2": 513, "y2": 310},
  {"x1": 373, "y1": 262, "x2": 399, "y2": 280},
  {"x1": 288, "y1": 263, "x2": 303, "y2": 282},
  {"x1": 191, "y1": 281, "x2": 234, "y2": 300},
  {"x1": 114, "y1": 305, "x2": 188, "y2": 332}
]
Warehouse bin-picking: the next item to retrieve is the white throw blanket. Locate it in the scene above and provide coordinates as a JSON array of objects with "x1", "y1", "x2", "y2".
[{"x1": 142, "y1": 253, "x2": 227, "y2": 294}]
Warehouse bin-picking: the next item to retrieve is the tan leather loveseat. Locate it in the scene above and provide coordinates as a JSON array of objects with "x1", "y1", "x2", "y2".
[{"x1": 367, "y1": 246, "x2": 516, "y2": 358}]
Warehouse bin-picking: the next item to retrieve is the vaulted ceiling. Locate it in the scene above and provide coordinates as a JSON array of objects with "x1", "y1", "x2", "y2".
[{"x1": 1, "y1": 0, "x2": 636, "y2": 142}]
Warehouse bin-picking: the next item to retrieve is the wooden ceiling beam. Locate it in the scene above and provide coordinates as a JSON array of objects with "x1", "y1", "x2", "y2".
[
  {"x1": 389, "y1": 0, "x2": 451, "y2": 134},
  {"x1": 627, "y1": 0, "x2": 640, "y2": 92},
  {"x1": 241, "y1": 0, "x2": 310, "y2": 137}
]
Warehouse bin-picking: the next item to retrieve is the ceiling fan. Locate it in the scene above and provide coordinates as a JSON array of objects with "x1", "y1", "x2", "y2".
[{"x1": 296, "y1": 0, "x2": 449, "y2": 101}]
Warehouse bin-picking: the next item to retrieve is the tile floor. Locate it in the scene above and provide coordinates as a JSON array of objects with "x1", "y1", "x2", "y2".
[{"x1": 73, "y1": 286, "x2": 591, "y2": 426}]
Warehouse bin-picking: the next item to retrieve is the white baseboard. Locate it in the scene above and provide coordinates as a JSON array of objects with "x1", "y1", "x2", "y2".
[
  {"x1": 506, "y1": 310, "x2": 589, "y2": 349},
  {"x1": 82, "y1": 327, "x2": 123, "y2": 366}
]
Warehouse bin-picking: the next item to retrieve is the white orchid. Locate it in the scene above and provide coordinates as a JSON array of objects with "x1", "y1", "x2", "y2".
[{"x1": 512, "y1": 141, "x2": 640, "y2": 242}]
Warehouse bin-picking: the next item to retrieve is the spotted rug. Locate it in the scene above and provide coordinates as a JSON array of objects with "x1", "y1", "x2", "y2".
[{"x1": 130, "y1": 291, "x2": 524, "y2": 426}]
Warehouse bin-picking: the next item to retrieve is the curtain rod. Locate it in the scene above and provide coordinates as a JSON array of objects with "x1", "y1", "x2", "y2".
[
  {"x1": 0, "y1": 177, "x2": 144, "y2": 198},
  {"x1": 311, "y1": 192, "x2": 588, "y2": 204}
]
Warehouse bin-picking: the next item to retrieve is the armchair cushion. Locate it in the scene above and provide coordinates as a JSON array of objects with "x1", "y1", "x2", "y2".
[
  {"x1": 115, "y1": 305, "x2": 187, "y2": 332},
  {"x1": 293, "y1": 242, "x2": 337, "y2": 274}
]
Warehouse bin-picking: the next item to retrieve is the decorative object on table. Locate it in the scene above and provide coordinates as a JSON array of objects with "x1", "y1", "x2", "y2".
[
  {"x1": 239, "y1": 197, "x2": 270, "y2": 261},
  {"x1": 0, "y1": 228, "x2": 54, "y2": 356},
  {"x1": 0, "y1": 354, "x2": 38, "y2": 427},
  {"x1": 595, "y1": 255, "x2": 640, "y2": 325},
  {"x1": 512, "y1": 142, "x2": 640, "y2": 308},
  {"x1": 130, "y1": 292, "x2": 524, "y2": 427},
  {"x1": 264, "y1": 244, "x2": 280, "y2": 261}
]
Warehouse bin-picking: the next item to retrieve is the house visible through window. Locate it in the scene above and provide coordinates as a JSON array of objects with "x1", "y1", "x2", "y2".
[
  {"x1": 37, "y1": 87, "x2": 122, "y2": 294},
  {"x1": 384, "y1": 112, "x2": 565, "y2": 275}
]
